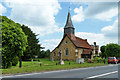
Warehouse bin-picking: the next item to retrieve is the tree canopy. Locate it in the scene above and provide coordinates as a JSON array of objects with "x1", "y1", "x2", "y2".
[
  {"x1": 21, "y1": 25, "x2": 42, "y2": 60},
  {"x1": 1, "y1": 16, "x2": 28, "y2": 68},
  {"x1": 38, "y1": 49, "x2": 50, "y2": 58},
  {"x1": 100, "y1": 45, "x2": 106, "y2": 58},
  {"x1": 105, "y1": 43, "x2": 120, "y2": 57}
]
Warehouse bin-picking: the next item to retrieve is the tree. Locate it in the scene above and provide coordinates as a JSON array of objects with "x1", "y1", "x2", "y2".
[
  {"x1": 38, "y1": 49, "x2": 50, "y2": 58},
  {"x1": 100, "y1": 45, "x2": 107, "y2": 58},
  {"x1": 1, "y1": 16, "x2": 27, "y2": 68},
  {"x1": 21, "y1": 25, "x2": 42, "y2": 60},
  {"x1": 105, "y1": 43, "x2": 120, "y2": 57}
]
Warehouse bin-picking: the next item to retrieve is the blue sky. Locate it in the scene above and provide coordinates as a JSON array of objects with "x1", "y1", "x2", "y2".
[{"x1": 0, "y1": 0, "x2": 118, "y2": 51}]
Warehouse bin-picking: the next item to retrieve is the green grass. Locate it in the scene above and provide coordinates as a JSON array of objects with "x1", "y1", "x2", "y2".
[{"x1": 2, "y1": 58, "x2": 107, "y2": 75}]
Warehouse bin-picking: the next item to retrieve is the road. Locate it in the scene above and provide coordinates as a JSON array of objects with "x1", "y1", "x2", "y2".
[{"x1": 2, "y1": 64, "x2": 119, "y2": 80}]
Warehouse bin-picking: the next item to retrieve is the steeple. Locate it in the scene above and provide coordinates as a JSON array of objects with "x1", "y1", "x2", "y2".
[
  {"x1": 64, "y1": 11, "x2": 74, "y2": 28},
  {"x1": 64, "y1": 11, "x2": 75, "y2": 35}
]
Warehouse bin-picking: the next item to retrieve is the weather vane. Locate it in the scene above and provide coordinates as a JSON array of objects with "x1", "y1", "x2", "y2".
[{"x1": 69, "y1": 6, "x2": 70, "y2": 12}]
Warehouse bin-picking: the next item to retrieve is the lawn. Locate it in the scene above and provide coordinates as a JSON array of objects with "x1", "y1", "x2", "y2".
[{"x1": 2, "y1": 58, "x2": 107, "y2": 75}]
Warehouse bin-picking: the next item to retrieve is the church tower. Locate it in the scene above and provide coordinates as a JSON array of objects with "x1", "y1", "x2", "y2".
[{"x1": 64, "y1": 11, "x2": 75, "y2": 35}]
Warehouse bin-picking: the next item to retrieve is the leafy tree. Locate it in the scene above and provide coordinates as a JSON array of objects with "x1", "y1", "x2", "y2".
[
  {"x1": 21, "y1": 25, "x2": 42, "y2": 60},
  {"x1": 100, "y1": 45, "x2": 107, "y2": 58},
  {"x1": 45, "y1": 49, "x2": 50, "y2": 58},
  {"x1": 105, "y1": 43, "x2": 120, "y2": 57},
  {"x1": 38, "y1": 49, "x2": 50, "y2": 58},
  {"x1": 0, "y1": 15, "x2": 2, "y2": 69},
  {"x1": 38, "y1": 50, "x2": 45, "y2": 58},
  {"x1": 1, "y1": 16, "x2": 27, "y2": 68}
]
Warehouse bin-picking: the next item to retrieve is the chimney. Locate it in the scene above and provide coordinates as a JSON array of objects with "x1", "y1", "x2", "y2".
[
  {"x1": 94, "y1": 42, "x2": 96, "y2": 46},
  {"x1": 85, "y1": 39, "x2": 87, "y2": 41}
]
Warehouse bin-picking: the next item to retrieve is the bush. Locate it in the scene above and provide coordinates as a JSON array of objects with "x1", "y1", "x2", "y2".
[
  {"x1": 88, "y1": 59, "x2": 94, "y2": 63},
  {"x1": 12, "y1": 56, "x2": 19, "y2": 66},
  {"x1": 93, "y1": 56, "x2": 103, "y2": 63},
  {"x1": 84, "y1": 58, "x2": 89, "y2": 62}
]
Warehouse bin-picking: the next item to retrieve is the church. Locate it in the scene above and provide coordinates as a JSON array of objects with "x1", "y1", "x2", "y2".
[{"x1": 50, "y1": 11, "x2": 99, "y2": 61}]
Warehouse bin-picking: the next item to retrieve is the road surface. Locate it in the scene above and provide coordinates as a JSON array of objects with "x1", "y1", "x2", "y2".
[{"x1": 2, "y1": 64, "x2": 120, "y2": 80}]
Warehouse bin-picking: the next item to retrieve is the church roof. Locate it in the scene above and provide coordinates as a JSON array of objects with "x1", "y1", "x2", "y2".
[
  {"x1": 57, "y1": 34, "x2": 93, "y2": 49},
  {"x1": 64, "y1": 12, "x2": 74, "y2": 28},
  {"x1": 67, "y1": 34, "x2": 93, "y2": 49}
]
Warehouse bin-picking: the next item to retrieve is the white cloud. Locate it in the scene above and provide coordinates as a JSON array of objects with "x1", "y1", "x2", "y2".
[
  {"x1": 94, "y1": 8, "x2": 118, "y2": 21},
  {"x1": 75, "y1": 32, "x2": 118, "y2": 49},
  {"x1": 3, "y1": 0, "x2": 61, "y2": 36},
  {"x1": 29, "y1": 25, "x2": 63, "y2": 36},
  {"x1": 101, "y1": 19, "x2": 118, "y2": 38},
  {"x1": 72, "y1": 6, "x2": 84, "y2": 22},
  {"x1": 0, "y1": 3, "x2": 6, "y2": 15},
  {"x1": 42, "y1": 39, "x2": 61, "y2": 51},
  {"x1": 72, "y1": 2, "x2": 118, "y2": 22}
]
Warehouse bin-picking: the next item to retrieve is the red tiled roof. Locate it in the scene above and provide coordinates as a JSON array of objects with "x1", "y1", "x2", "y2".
[
  {"x1": 82, "y1": 49, "x2": 92, "y2": 54},
  {"x1": 66, "y1": 34, "x2": 93, "y2": 49}
]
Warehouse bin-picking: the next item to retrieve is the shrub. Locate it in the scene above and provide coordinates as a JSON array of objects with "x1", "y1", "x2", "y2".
[
  {"x1": 88, "y1": 59, "x2": 94, "y2": 63},
  {"x1": 84, "y1": 58, "x2": 89, "y2": 62},
  {"x1": 93, "y1": 56, "x2": 103, "y2": 63}
]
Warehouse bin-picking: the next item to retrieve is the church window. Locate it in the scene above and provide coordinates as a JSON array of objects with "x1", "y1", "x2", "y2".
[
  {"x1": 65, "y1": 48, "x2": 68, "y2": 56},
  {"x1": 54, "y1": 52, "x2": 56, "y2": 56},
  {"x1": 65, "y1": 41, "x2": 68, "y2": 44}
]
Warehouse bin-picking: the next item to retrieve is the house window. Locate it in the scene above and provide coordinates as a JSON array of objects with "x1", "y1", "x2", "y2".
[
  {"x1": 65, "y1": 48, "x2": 68, "y2": 56},
  {"x1": 80, "y1": 49, "x2": 83, "y2": 53},
  {"x1": 65, "y1": 41, "x2": 68, "y2": 44},
  {"x1": 54, "y1": 52, "x2": 56, "y2": 56}
]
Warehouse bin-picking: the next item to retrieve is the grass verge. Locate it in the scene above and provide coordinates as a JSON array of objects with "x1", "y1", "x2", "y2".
[{"x1": 2, "y1": 59, "x2": 107, "y2": 75}]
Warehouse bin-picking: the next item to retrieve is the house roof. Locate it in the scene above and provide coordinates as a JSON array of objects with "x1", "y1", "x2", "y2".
[
  {"x1": 82, "y1": 49, "x2": 92, "y2": 54},
  {"x1": 57, "y1": 34, "x2": 93, "y2": 49}
]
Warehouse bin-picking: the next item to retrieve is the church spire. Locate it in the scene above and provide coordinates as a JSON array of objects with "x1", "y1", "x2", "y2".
[
  {"x1": 64, "y1": 10, "x2": 74, "y2": 28},
  {"x1": 64, "y1": 10, "x2": 75, "y2": 35}
]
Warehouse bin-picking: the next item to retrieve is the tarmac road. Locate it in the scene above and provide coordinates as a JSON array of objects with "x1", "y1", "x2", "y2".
[{"x1": 2, "y1": 64, "x2": 119, "y2": 80}]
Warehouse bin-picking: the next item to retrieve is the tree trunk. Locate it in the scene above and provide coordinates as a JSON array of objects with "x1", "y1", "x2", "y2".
[
  {"x1": 49, "y1": 52, "x2": 50, "y2": 61},
  {"x1": 19, "y1": 56, "x2": 22, "y2": 68}
]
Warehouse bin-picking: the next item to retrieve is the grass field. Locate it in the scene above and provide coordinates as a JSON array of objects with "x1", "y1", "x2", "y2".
[{"x1": 2, "y1": 58, "x2": 107, "y2": 75}]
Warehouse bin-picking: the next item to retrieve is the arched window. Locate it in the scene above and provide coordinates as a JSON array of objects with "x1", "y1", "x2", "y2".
[
  {"x1": 54, "y1": 52, "x2": 56, "y2": 56},
  {"x1": 65, "y1": 48, "x2": 68, "y2": 56}
]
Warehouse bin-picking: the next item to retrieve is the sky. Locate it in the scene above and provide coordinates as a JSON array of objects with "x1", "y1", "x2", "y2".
[{"x1": 0, "y1": 0, "x2": 119, "y2": 51}]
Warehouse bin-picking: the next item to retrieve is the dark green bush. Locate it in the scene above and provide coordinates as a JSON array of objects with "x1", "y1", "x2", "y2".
[{"x1": 84, "y1": 58, "x2": 89, "y2": 62}]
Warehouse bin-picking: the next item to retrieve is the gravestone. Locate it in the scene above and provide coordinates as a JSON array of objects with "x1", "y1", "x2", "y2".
[
  {"x1": 52, "y1": 58, "x2": 54, "y2": 62},
  {"x1": 76, "y1": 58, "x2": 84, "y2": 63}
]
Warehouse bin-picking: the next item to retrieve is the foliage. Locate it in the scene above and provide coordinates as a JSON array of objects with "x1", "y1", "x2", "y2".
[
  {"x1": 105, "y1": 43, "x2": 120, "y2": 57},
  {"x1": 1, "y1": 16, "x2": 28, "y2": 68},
  {"x1": 38, "y1": 49, "x2": 50, "y2": 58},
  {"x1": 84, "y1": 58, "x2": 89, "y2": 62},
  {"x1": 100, "y1": 45, "x2": 107, "y2": 58},
  {"x1": 12, "y1": 56, "x2": 19, "y2": 66},
  {"x1": 87, "y1": 59, "x2": 94, "y2": 63},
  {"x1": 21, "y1": 25, "x2": 42, "y2": 60},
  {"x1": 92, "y1": 56, "x2": 103, "y2": 63}
]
